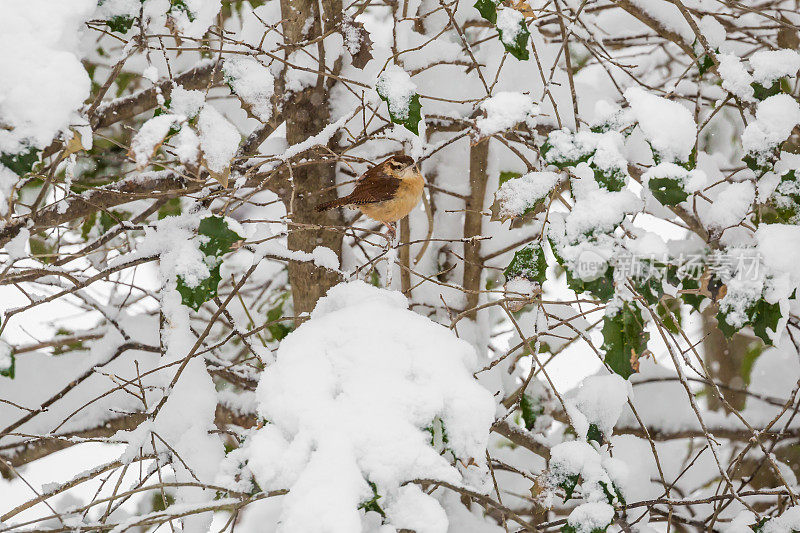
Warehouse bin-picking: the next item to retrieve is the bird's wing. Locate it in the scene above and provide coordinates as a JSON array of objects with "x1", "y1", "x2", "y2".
[{"x1": 345, "y1": 166, "x2": 402, "y2": 205}]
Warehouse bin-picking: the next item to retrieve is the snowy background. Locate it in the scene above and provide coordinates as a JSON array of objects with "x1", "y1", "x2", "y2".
[{"x1": 1, "y1": 0, "x2": 800, "y2": 532}]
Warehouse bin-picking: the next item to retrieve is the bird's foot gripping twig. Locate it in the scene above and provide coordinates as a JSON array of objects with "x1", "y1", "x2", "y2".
[
  {"x1": 381, "y1": 222, "x2": 398, "y2": 250},
  {"x1": 386, "y1": 222, "x2": 397, "y2": 240}
]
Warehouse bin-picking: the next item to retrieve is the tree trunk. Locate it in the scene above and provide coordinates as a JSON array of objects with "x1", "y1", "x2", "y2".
[
  {"x1": 400, "y1": 216, "x2": 411, "y2": 294},
  {"x1": 702, "y1": 304, "x2": 797, "y2": 492},
  {"x1": 702, "y1": 305, "x2": 757, "y2": 411},
  {"x1": 280, "y1": 0, "x2": 345, "y2": 318},
  {"x1": 463, "y1": 139, "x2": 489, "y2": 319}
]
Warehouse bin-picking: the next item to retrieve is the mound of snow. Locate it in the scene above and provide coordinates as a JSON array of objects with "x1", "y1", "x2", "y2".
[{"x1": 236, "y1": 281, "x2": 496, "y2": 533}]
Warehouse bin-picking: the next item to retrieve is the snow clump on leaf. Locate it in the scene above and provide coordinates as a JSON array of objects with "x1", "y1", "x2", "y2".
[
  {"x1": 477, "y1": 91, "x2": 539, "y2": 136},
  {"x1": 749, "y1": 49, "x2": 800, "y2": 87},
  {"x1": 717, "y1": 54, "x2": 755, "y2": 101},
  {"x1": 566, "y1": 373, "x2": 631, "y2": 441},
  {"x1": 223, "y1": 56, "x2": 276, "y2": 122},
  {"x1": 0, "y1": 0, "x2": 94, "y2": 155},
  {"x1": 376, "y1": 65, "x2": 417, "y2": 122},
  {"x1": 624, "y1": 87, "x2": 697, "y2": 164},
  {"x1": 494, "y1": 171, "x2": 560, "y2": 220},
  {"x1": 742, "y1": 94, "x2": 800, "y2": 160}
]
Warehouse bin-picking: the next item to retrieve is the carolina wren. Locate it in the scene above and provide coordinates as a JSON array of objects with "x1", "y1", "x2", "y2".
[{"x1": 315, "y1": 154, "x2": 425, "y2": 237}]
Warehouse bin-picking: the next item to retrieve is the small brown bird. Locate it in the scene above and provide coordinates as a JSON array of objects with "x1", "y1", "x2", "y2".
[{"x1": 315, "y1": 154, "x2": 425, "y2": 238}]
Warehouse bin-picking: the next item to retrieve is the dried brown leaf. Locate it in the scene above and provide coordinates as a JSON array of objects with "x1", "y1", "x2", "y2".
[
  {"x1": 346, "y1": 20, "x2": 373, "y2": 70},
  {"x1": 505, "y1": 0, "x2": 537, "y2": 18},
  {"x1": 64, "y1": 131, "x2": 85, "y2": 156}
]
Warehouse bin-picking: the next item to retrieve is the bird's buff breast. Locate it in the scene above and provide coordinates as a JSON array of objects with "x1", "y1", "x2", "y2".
[{"x1": 360, "y1": 172, "x2": 424, "y2": 223}]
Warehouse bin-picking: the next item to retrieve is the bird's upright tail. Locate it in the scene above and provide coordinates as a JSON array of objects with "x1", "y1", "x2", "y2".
[{"x1": 314, "y1": 197, "x2": 350, "y2": 212}]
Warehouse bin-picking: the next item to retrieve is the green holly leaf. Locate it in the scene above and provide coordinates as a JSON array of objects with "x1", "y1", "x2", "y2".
[
  {"x1": 743, "y1": 146, "x2": 780, "y2": 174},
  {"x1": 474, "y1": 0, "x2": 499, "y2": 23},
  {"x1": 716, "y1": 308, "x2": 737, "y2": 339},
  {"x1": 100, "y1": 210, "x2": 129, "y2": 233},
  {"x1": 358, "y1": 481, "x2": 386, "y2": 518},
  {"x1": 81, "y1": 210, "x2": 129, "y2": 239},
  {"x1": 177, "y1": 216, "x2": 242, "y2": 310},
  {"x1": 548, "y1": 238, "x2": 564, "y2": 264},
  {"x1": 549, "y1": 238, "x2": 615, "y2": 300},
  {"x1": 499, "y1": 170, "x2": 522, "y2": 186},
  {"x1": 684, "y1": 145, "x2": 698, "y2": 171},
  {"x1": 368, "y1": 268, "x2": 381, "y2": 287},
  {"x1": 177, "y1": 265, "x2": 223, "y2": 311},
  {"x1": 718, "y1": 299, "x2": 781, "y2": 346},
  {"x1": 751, "y1": 79, "x2": 782, "y2": 101},
  {"x1": 649, "y1": 177, "x2": 689, "y2": 205},
  {"x1": 519, "y1": 393, "x2": 543, "y2": 431},
  {"x1": 169, "y1": 0, "x2": 196, "y2": 21},
  {"x1": 559, "y1": 473, "x2": 579, "y2": 501},
  {"x1": 106, "y1": 15, "x2": 135, "y2": 33},
  {"x1": 586, "y1": 423, "x2": 604, "y2": 445},
  {"x1": 153, "y1": 101, "x2": 184, "y2": 136},
  {"x1": 657, "y1": 297, "x2": 682, "y2": 334},
  {"x1": 601, "y1": 303, "x2": 649, "y2": 379},
  {"x1": 598, "y1": 480, "x2": 616, "y2": 504},
  {"x1": 504, "y1": 243, "x2": 547, "y2": 284},
  {"x1": 598, "y1": 479, "x2": 625, "y2": 506},
  {"x1": 566, "y1": 267, "x2": 615, "y2": 301},
  {"x1": 0, "y1": 347, "x2": 14, "y2": 379},
  {"x1": 158, "y1": 198, "x2": 183, "y2": 220},
  {"x1": 634, "y1": 271, "x2": 662, "y2": 306},
  {"x1": 664, "y1": 263, "x2": 682, "y2": 288},
  {"x1": 29, "y1": 234, "x2": 56, "y2": 264},
  {"x1": 52, "y1": 328, "x2": 86, "y2": 356},
  {"x1": 153, "y1": 101, "x2": 170, "y2": 118},
  {"x1": 197, "y1": 216, "x2": 242, "y2": 257},
  {"x1": 498, "y1": 17, "x2": 530, "y2": 61},
  {"x1": 691, "y1": 39, "x2": 719, "y2": 77},
  {"x1": 377, "y1": 91, "x2": 422, "y2": 135},
  {"x1": 680, "y1": 276, "x2": 705, "y2": 311},
  {"x1": 762, "y1": 170, "x2": 800, "y2": 224},
  {"x1": 561, "y1": 524, "x2": 611, "y2": 533},
  {"x1": 697, "y1": 53, "x2": 715, "y2": 76},
  {"x1": 266, "y1": 292, "x2": 293, "y2": 341},
  {"x1": 612, "y1": 482, "x2": 626, "y2": 506},
  {"x1": 750, "y1": 517, "x2": 769, "y2": 533},
  {"x1": 541, "y1": 135, "x2": 594, "y2": 169},
  {"x1": 1, "y1": 147, "x2": 40, "y2": 175},
  {"x1": 592, "y1": 164, "x2": 626, "y2": 192},
  {"x1": 81, "y1": 212, "x2": 98, "y2": 241}
]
